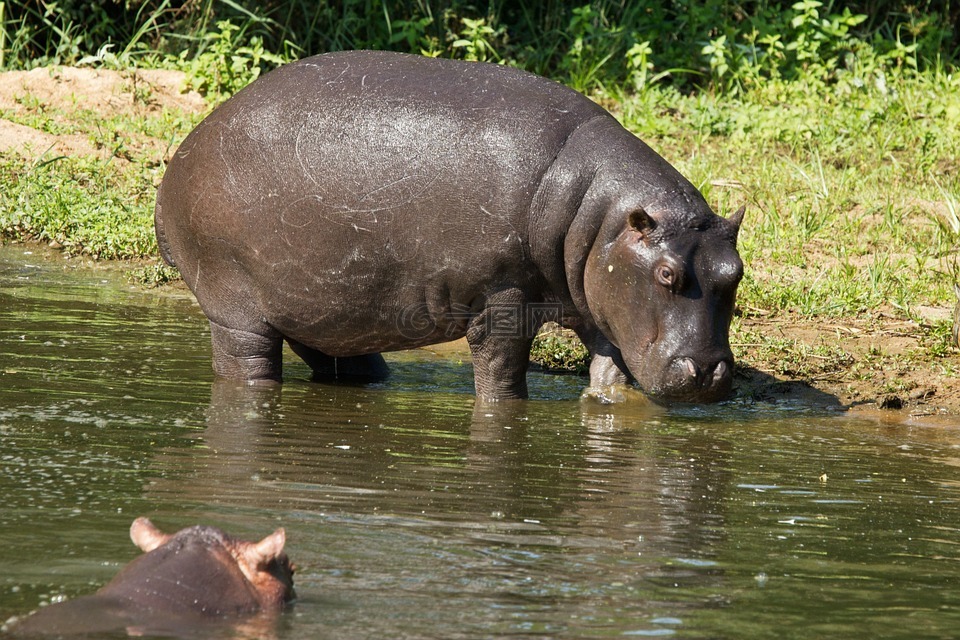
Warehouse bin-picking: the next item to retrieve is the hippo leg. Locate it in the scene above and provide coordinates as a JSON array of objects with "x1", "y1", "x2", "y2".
[
  {"x1": 588, "y1": 352, "x2": 630, "y2": 386},
  {"x1": 209, "y1": 321, "x2": 283, "y2": 382},
  {"x1": 468, "y1": 334, "x2": 533, "y2": 401},
  {"x1": 575, "y1": 327, "x2": 635, "y2": 403},
  {"x1": 286, "y1": 339, "x2": 390, "y2": 382},
  {"x1": 467, "y1": 292, "x2": 535, "y2": 401}
]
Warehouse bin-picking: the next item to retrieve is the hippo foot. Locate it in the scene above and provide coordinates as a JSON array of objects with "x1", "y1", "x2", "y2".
[
  {"x1": 581, "y1": 384, "x2": 632, "y2": 404},
  {"x1": 306, "y1": 355, "x2": 390, "y2": 384},
  {"x1": 581, "y1": 383, "x2": 656, "y2": 405},
  {"x1": 287, "y1": 340, "x2": 390, "y2": 383}
]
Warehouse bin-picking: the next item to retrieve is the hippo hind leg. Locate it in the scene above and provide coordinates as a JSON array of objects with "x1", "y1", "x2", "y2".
[
  {"x1": 209, "y1": 321, "x2": 283, "y2": 383},
  {"x1": 286, "y1": 339, "x2": 390, "y2": 382}
]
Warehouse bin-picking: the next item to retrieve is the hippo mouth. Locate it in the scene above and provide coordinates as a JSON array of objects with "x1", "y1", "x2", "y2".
[{"x1": 644, "y1": 356, "x2": 735, "y2": 404}]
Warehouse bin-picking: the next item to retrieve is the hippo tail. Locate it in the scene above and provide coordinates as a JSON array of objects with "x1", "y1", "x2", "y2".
[{"x1": 153, "y1": 183, "x2": 176, "y2": 268}]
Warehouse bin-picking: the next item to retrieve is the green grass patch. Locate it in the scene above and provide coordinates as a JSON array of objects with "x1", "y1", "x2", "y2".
[
  {"x1": 611, "y1": 70, "x2": 960, "y2": 320},
  {"x1": 530, "y1": 326, "x2": 590, "y2": 374},
  {"x1": 0, "y1": 81, "x2": 202, "y2": 260},
  {"x1": 0, "y1": 154, "x2": 160, "y2": 260}
]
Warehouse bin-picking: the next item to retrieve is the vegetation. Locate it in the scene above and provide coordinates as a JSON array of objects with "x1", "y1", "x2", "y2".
[
  {"x1": 530, "y1": 327, "x2": 590, "y2": 375},
  {"x1": 0, "y1": 3, "x2": 954, "y2": 97},
  {"x1": 1, "y1": 1, "x2": 959, "y2": 404}
]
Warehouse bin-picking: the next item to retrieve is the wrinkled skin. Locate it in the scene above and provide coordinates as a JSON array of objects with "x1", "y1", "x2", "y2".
[
  {"x1": 8, "y1": 518, "x2": 295, "y2": 637},
  {"x1": 155, "y1": 50, "x2": 744, "y2": 403}
]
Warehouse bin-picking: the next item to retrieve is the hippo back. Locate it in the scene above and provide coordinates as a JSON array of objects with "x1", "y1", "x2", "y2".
[{"x1": 155, "y1": 51, "x2": 611, "y2": 353}]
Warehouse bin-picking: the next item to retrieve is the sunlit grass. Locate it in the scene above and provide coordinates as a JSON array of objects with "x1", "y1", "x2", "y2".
[{"x1": 612, "y1": 70, "x2": 960, "y2": 322}]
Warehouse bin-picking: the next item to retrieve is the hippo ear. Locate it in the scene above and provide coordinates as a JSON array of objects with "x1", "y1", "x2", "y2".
[
  {"x1": 130, "y1": 517, "x2": 171, "y2": 553},
  {"x1": 627, "y1": 207, "x2": 656, "y2": 241},
  {"x1": 249, "y1": 528, "x2": 286, "y2": 567},
  {"x1": 728, "y1": 205, "x2": 746, "y2": 234}
]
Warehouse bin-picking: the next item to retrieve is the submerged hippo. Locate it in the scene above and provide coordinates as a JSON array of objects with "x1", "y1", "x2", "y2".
[
  {"x1": 8, "y1": 518, "x2": 294, "y2": 637},
  {"x1": 155, "y1": 50, "x2": 744, "y2": 403}
]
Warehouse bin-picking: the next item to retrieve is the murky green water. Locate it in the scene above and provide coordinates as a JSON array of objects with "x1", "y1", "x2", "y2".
[{"x1": 2, "y1": 244, "x2": 960, "y2": 639}]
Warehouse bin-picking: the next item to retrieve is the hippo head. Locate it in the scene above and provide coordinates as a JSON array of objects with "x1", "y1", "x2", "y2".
[
  {"x1": 583, "y1": 205, "x2": 744, "y2": 403},
  {"x1": 129, "y1": 517, "x2": 296, "y2": 611}
]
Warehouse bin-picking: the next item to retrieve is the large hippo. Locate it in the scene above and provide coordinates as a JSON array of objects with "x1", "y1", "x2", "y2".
[
  {"x1": 155, "y1": 50, "x2": 744, "y2": 403},
  {"x1": 8, "y1": 518, "x2": 294, "y2": 637}
]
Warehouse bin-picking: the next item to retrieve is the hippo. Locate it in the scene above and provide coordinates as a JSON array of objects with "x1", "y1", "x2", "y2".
[
  {"x1": 8, "y1": 518, "x2": 294, "y2": 637},
  {"x1": 155, "y1": 50, "x2": 744, "y2": 403}
]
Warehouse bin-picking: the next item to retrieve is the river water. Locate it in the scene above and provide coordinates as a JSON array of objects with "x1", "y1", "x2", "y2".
[{"x1": 2, "y1": 244, "x2": 960, "y2": 639}]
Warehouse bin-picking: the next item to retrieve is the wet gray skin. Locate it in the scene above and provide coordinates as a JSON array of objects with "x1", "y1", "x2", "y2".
[{"x1": 155, "y1": 50, "x2": 743, "y2": 403}]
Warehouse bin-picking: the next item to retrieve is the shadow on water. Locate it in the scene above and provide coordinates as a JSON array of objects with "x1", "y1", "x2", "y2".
[{"x1": 3, "y1": 244, "x2": 960, "y2": 638}]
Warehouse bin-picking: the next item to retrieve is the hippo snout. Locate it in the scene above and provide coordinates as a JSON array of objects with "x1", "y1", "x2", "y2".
[{"x1": 654, "y1": 356, "x2": 734, "y2": 403}]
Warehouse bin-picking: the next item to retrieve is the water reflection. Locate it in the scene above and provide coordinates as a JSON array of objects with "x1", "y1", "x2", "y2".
[
  {"x1": 3, "y1": 244, "x2": 960, "y2": 638},
  {"x1": 142, "y1": 379, "x2": 735, "y2": 637}
]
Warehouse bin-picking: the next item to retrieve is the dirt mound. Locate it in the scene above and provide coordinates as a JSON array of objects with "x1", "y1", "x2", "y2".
[
  {"x1": 0, "y1": 66, "x2": 205, "y2": 115},
  {"x1": 0, "y1": 67, "x2": 205, "y2": 159},
  {"x1": 735, "y1": 314, "x2": 960, "y2": 423}
]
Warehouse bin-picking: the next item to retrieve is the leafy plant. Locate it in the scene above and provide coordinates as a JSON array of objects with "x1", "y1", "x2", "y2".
[
  {"x1": 451, "y1": 15, "x2": 503, "y2": 62},
  {"x1": 387, "y1": 15, "x2": 439, "y2": 57},
  {"x1": 530, "y1": 328, "x2": 589, "y2": 374},
  {"x1": 558, "y1": 5, "x2": 618, "y2": 92},
  {"x1": 179, "y1": 20, "x2": 287, "y2": 102}
]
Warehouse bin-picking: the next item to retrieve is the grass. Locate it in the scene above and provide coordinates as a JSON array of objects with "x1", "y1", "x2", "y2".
[
  {"x1": 1, "y1": 154, "x2": 157, "y2": 259},
  {"x1": 627, "y1": 73, "x2": 960, "y2": 321},
  {"x1": 0, "y1": 86, "x2": 201, "y2": 260}
]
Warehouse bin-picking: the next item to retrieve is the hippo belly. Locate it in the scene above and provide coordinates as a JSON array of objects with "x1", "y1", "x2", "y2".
[{"x1": 248, "y1": 205, "x2": 533, "y2": 357}]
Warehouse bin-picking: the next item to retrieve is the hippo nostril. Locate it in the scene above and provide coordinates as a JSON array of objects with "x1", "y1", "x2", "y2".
[
  {"x1": 709, "y1": 360, "x2": 734, "y2": 396},
  {"x1": 677, "y1": 357, "x2": 699, "y2": 381},
  {"x1": 712, "y1": 360, "x2": 730, "y2": 384}
]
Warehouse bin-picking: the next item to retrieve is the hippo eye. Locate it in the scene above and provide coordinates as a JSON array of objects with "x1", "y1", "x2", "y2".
[{"x1": 655, "y1": 264, "x2": 677, "y2": 289}]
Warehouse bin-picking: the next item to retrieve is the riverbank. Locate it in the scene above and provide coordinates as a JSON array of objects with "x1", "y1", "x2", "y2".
[{"x1": 2, "y1": 66, "x2": 958, "y2": 419}]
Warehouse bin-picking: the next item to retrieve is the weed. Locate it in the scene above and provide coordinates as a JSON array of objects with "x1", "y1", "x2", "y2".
[
  {"x1": 386, "y1": 15, "x2": 438, "y2": 57},
  {"x1": 623, "y1": 39, "x2": 690, "y2": 93},
  {"x1": 130, "y1": 262, "x2": 180, "y2": 288},
  {"x1": 451, "y1": 15, "x2": 503, "y2": 63},
  {"x1": 178, "y1": 20, "x2": 287, "y2": 102},
  {"x1": 530, "y1": 326, "x2": 589, "y2": 374}
]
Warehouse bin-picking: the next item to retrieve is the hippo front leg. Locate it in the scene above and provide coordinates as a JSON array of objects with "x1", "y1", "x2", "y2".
[
  {"x1": 466, "y1": 293, "x2": 535, "y2": 401},
  {"x1": 576, "y1": 328, "x2": 635, "y2": 404}
]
